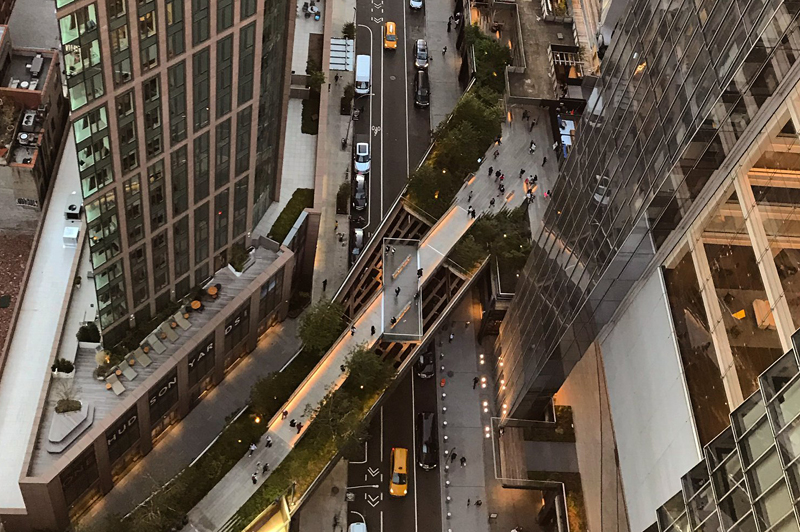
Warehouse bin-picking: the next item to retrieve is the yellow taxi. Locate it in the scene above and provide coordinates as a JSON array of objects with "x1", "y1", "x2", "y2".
[
  {"x1": 389, "y1": 447, "x2": 408, "y2": 497},
  {"x1": 384, "y1": 21, "x2": 397, "y2": 50}
]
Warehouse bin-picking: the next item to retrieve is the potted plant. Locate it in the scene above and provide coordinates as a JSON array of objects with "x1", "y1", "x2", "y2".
[{"x1": 51, "y1": 358, "x2": 75, "y2": 378}]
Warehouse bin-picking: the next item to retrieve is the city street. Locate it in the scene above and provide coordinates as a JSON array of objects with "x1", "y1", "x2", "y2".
[
  {"x1": 353, "y1": 0, "x2": 431, "y2": 237},
  {"x1": 347, "y1": 369, "x2": 440, "y2": 532}
]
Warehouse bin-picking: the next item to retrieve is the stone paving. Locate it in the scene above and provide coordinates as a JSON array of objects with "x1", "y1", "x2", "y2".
[{"x1": 382, "y1": 240, "x2": 422, "y2": 340}]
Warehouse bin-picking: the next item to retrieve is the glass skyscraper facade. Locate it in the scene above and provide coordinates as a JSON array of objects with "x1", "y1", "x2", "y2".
[{"x1": 499, "y1": 0, "x2": 800, "y2": 419}]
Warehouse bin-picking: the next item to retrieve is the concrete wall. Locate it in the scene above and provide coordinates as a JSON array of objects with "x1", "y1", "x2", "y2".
[{"x1": 599, "y1": 268, "x2": 701, "y2": 532}]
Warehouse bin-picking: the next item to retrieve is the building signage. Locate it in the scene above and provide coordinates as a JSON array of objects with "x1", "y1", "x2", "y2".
[
  {"x1": 149, "y1": 368, "x2": 179, "y2": 424},
  {"x1": 225, "y1": 306, "x2": 249, "y2": 336},
  {"x1": 106, "y1": 406, "x2": 138, "y2": 447},
  {"x1": 149, "y1": 372, "x2": 178, "y2": 407},
  {"x1": 188, "y1": 335, "x2": 215, "y2": 371}
]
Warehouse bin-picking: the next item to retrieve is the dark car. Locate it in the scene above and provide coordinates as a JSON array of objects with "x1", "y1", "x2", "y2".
[
  {"x1": 416, "y1": 412, "x2": 438, "y2": 470},
  {"x1": 414, "y1": 344, "x2": 435, "y2": 379},
  {"x1": 353, "y1": 174, "x2": 368, "y2": 211},
  {"x1": 414, "y1": 70, "x2": 430, "y2": 108}
]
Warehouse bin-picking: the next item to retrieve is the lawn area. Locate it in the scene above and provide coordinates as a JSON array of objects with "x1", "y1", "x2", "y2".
[{"x1": 268, "y1": 188, "x2": 315, "y2": 243}]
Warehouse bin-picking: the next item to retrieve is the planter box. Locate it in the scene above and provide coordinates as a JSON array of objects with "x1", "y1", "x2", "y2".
[
  {"x1": 228, "y1": 252, "x2": 256, "y2": 277},
  {"x1": 78, "y1": 341, "x2": 101, "y2": 350},
  {"x1": 52, "y1": 370, "x2": 75, "y2": 380}
]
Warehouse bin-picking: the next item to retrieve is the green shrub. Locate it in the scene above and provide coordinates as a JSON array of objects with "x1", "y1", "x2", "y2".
[
  {"x1": 229, "y1": 244, "x2": 250, "y2": 272},
  {"x1": 51, "y1": 358, "x2": 75, "y2": 373},
  {"x1": 55, "y1": 399, "x2": 81, "y2": 413},
  {"x1": 298, "y1": 299, "x2": 345, "y2": 353},
  {"x1": 342, "y1": 22, "x2": 356, "y2": 39},
  {"x1": 76, "y1": 322, "x2": 101, "y2": 343},
  {"x1": 268, "y1": 188, "x2": 315, "y2": 242},
  {"x1": 465, "y1": 25, "x2": 512, "y2": 94},
  {"x1": 301, "y1": 89, "x2": 321, "y2": 134}
]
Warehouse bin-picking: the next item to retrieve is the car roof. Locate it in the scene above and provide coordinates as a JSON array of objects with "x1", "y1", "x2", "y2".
[
  {"x1": 416, "y1": 39, "x2": 426, "y2": 47},
  {"x1": 393, "y1": 447, "x2": 408, "y2": 471},
  {"x1": 349, "y1": 523, "x2": 367, "y2": 532},
  {"x1": 386, "y1": 21, "x2": 396, "y2": 31}
]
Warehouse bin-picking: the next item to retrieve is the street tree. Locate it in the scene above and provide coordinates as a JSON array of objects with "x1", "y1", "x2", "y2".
[
  {"x1": 344, "y1": 344, "x2": 394, "y2": 396},
  {"x1": 298, "y1": 298, "x2": 345, "y2": 352}
]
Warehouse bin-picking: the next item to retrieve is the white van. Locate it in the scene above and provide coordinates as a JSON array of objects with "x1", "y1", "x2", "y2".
[{"x1": 355, "y1": 54, "x2": 371, "y2": 95}]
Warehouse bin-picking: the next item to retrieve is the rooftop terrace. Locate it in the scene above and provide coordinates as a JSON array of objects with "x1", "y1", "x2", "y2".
[{"x1": 0, "y1": 130, "x2": 80, "y2": 511}]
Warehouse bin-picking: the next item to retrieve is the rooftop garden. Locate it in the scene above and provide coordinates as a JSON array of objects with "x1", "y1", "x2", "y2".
[{"x1": 269, "y1": 188, "x2": 315, "y2": 243}]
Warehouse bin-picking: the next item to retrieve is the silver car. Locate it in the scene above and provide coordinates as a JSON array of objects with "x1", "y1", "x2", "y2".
[{"x1": 414, "y1": 39, "x2": 428, "y2": 69}]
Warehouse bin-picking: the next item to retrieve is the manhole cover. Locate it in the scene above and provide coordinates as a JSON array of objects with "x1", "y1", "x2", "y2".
[
  {"x1": 447, "y1": 370, "x2": 454, "y2": 377},
  {"x1": 331, "y1": 486, "x2": 340, "y2": 495},
  {"x1": 390, "y1": 75, "x2": 396, "y2": 80},
  {"x1": 346, "y1": 492, "x2": 355, "y2": 502}
]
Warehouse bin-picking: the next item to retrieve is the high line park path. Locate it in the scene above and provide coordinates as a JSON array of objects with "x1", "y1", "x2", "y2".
[{"x1": 187, "y1": 116, "x2": 538, "y2": 532}]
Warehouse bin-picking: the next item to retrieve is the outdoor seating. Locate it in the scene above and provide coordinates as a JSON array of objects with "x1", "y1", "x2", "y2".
[
  {"x1": 120, "y1": 362, "x2": 138, "y2": 381},
  {"x1": 145, "y1": 333, "x2": 167, "y2": 354},
  {"x1": 106, "y1": 373, "x2": 125, "y2": 395},
  {"x1": 132, "y1": 347, "x2": 152, "y2": 367},
  {"x1": 173, "y1": 312, "x2": 191, "y2": 330},
  {"x1": 162, "y1": 324, "x2": 179, "y2": 342}
]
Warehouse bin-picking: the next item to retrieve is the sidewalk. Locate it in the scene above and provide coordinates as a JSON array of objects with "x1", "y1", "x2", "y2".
[
  {"x1": 427, "y1": 0, "x2": 462, "y2": 127},
  {"x1": 186, "y1": 114, "x2": 544, "y2": 531},
  {"x1": 77, "y1": 318, "x2": 302, "y2": 528}
]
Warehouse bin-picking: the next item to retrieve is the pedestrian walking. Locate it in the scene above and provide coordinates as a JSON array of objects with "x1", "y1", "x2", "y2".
[
  {"x1": 499, "y1": 184, "x2": 505, "y2": 195},
  {"x1": 322, "y1": 278, "x2": 327, "y2": 291},
  {"x1": 335, "y1": 220, "x2": 338, "y2": 231},
  {"x1": 289, "y1": 419, "x2": 297, "y2": 427},
  {"x1": 340, "y1": 364, "x2": 346, "y2": 372},
  {"x1": 471, "y1": 209, "x2": 476, "y2": 219},
  {"x1": 519, "y1": 168, "x2": 525, "y2": 178},
  {"x1": 395, "y1": 286, "x2": 401, "y2": 297},
  {"x1": 489, "y1": 197, "x2": 496, "y2": 207},
  {"x1": 442, "y1": 46, "x2": 447, "y2": 55},
  {"x1": 385, "y1": 245, "x2": 390, "y2": 253},
  {"x1": 546, "y1": 189, "x2": 552, "y2": 198},
  {"x1": 487, "y1": 165, "x2": 493, "y2": 177},
  {"x1": 256, "y1": 461, "x2": 261, "y2": 471},
  {"x1": 532, "y1": 174, "x2": 538, "y2": 184},
  {"x1": 417, "y1": 268, "x2": 423, "y2": 278},
  {"x1": 460, "y1": 456, "x2": 467, "y2": 467},
  {"x1": 281, "y1": 410, "x2": 289, "y2": 420},
  {"x1": 467, "y1": 498, "x2": 471, "y2": 507},
  {"x1": 450, "y1": 451, "x2": 457, "y2": 463},
  {"x1": 475, "y1": 499, "x2": 483, "y2": 506},
  {"x1": 499, "y1": 173, "x2": 504, "y2": 182},
  {"x1": 499, "y1": 427, "x2": 505, "y2": 437},
  {"x1": 449, "y1": 333, "x2": 454, "y2": 343},
  {"x1": 522, "y1": 109, "x2": 530, "y2": 121},
  {"x1": 494, "y1": 135, "x2": 502, "y2": 144},
  {"x1": 529, "y1": 141, "x2": 536, "y2": 154},
  {"x1": 262, "y1": 462, "x2": 270, "y2": 474},
  {"x1": 391, "y1": 246, "x2": 396, "y2": 255},
  {"x1": 371, "y1": 325, "x2": 376, "y2": 335},
  {"x1": 296, "y1": 423, "x2": 303, "y2": 434},
  {"x1": 265, "y1": 436, "x2": 273, "y2": 448},
  {"x1": 495, "y1": 170, "x2": 501, "y2": 180},
  {"x1": 473, "y1": 376, "x2": 479, "y2": 389},
  {"x1": 493, "y1": 149, "x2": 499, "y2": 159},
  {"x1": 447, "y1": 20, "x2": 451, "y2": 32},
  {"x1": 350, "y1": 325, "x2": 356, "y2": 336},
  {"x1": 542, "y1": 156, "x2": 547, "y2": 165},
  {"x1": 468, "y1": 190, "x2": 473, "y2": 202},
  {"x1": 391, "y1": 316, "x2": 397, "y2": 325},
  {"x1": 251, "y1": 473, "x2": 258, "y2": 484},
  {"x1": 248, "y1": 443, "x2": 257, "y2": 456}
]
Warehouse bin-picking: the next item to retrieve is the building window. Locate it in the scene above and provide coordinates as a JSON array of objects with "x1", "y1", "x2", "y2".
[
  {"x1": 171, "y1": 145, "x2": 188, "y2": 216},
  {"x1": 194, "y1": 201, "x2": 209, "y2": 264},
  {"x1": 217, "y1": 0, "x2": 234, "y2": 31},
  {"x1": 152, "y1": 231, "x2": 169, "y2": 292},
  {"x1": 112, "y1": 56, "x2": 132, "y2": 86},
  {"x1": 193, "y1": 47, "x2": 210, "y2": 130},
  {"x1": 138, "y1": 10, "x2": 156, "y2": 38},
  {"x1": 168, "y1": 62, "x2": 187, "y2": 143},
  {"x1": 216, "y1": 35, "x2": 233, "y2": 118},
  {"x1": 129, "y1": 245, "x2": 148, "y2": 306},
  {"x1": 241, "y1": 0, "x2": 256, "y2": 19},
  {"x1": 191, "y1": 0, "x2": 209, "y2": 45},
  {"x1": 238, "y1": 23, "x2": 256, "y2": 105},
  {"x1": 214, "y1": 189, "x2": 229, "y2": 250},
  {"x1": 140, "y1": 42, "x2": 158, "y2": 71},
  {"x1": 194, "y1": 131, "x2": 209, "y2": 202},
  {"x1": 116, "y1": 91, "x2": 134, "y2": 119},
  {"x1": 60, "y1": 5, "x2": 105, "y2": 110},
  {"x1": 107, "y1": 0, "x2": 126, "y2": 19},
  {"x1": 233, "y1": 177, "x2": 248, "y2": 238},
  {"x1": 110, "y1": 25, "x2": 129, "y2": 53},
  {"x1": 166, "y1": 0, "x2": 185, "y2": 58},
  {"x1": 173, "y1": 215, "x2": 189, "y2": 277},
  {"x1": 235, "y1": 106, "x2": 252, "y2": 175},
  {"x1": 73, "y1": 106, "x2": 108, "y2": 144},
  {"x1": 215, "y1": 119, "x2": 231, "y2": 189},
  {"x1": 143, "y1": 76, "x2": 159, "y2": 102}
]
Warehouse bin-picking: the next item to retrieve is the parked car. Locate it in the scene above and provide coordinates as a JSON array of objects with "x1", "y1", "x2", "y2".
[
  {"x1": 354, "y1": 136, "x2": 370, "y2": 174},
  {"x1": 416, "y1": 412, "x2": 438, "y2": 470},
  {"x1": 414, "y1": 70, "x2": 430, "y2": 108},
  {"x1": 389, "y1": 447, "x2": 408, "y2": 496},
  {"x1": 349, "y1": 523, "x2": 367, "y2": 532},
  {"x1": 593, "y1": 174, "x2": 611, "y2": 205},
  {"x1": 413, "y1": 39, "x2": 429, "y2": 69},
  {"x1": 353, "y1": 174, "x2": 368, "y2": 211},
  {"x1": 384, "y1": 21, "x2": 397, "y2": 50},
  {"x1": 410, "y1": 0, "x2": 423, "y2": 10},
  {"x1": 414, "y1": 343, "x2": 435, "y2": 379},
  {"x1": 350, "y1": 227, "x2": 364, "y2": 266}
]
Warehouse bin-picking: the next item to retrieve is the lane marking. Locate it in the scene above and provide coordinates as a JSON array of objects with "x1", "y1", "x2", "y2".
[
  {"x1": 367, "y1": 494, "x2": 381, "y2": 507},
  {"x1": 380, "y1": 21, "x2": 385, "y2": 217},
  {"x1": 368, "y1": 467, "x2": 380, "y2": 477},
  {"x1": 381, "y1": 405, "x2": 384, "y2": 462},
  {"x1": 427, "y1": 244, "x2": 445, "y2": 257},
  {"x1": 348, "y1": 484, "x2": 380, "y2": 489},
  {"x1": 401, "y1": 0, "x2": 410, "y2": 178},
  {"x1": 410, "y1": 374, "x2": 419, "y2": 532},
  {"x1": 350, "y1": 510, "x2": 367, "y2": 524},
  {"x1": 351, "y1": 441, "x2": 368, "y2": 464}
]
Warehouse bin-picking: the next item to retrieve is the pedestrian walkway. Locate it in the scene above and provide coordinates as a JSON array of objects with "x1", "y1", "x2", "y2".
[
  {"x1": 77, "y1": 319, "x2": 302, "y2": 528},
  {"x1": 434, "y1": 294, "x2": 545, "y2": 532},
  {"x1": 187, "y1": 113, "x2": 555, "y2": 531}
]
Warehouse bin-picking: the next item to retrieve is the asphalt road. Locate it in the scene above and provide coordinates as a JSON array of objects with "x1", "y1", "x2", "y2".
[
  {"x1": 346, "y1": 370, "x2": 440, "y2": 532},
  {"x1": 353, "y1": 0, "x2": 431, "y2": 239}
]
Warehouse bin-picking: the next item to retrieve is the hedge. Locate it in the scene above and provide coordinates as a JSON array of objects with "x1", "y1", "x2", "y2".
[{"x1": 268, "y1": 188, "x2": 315, "y2": 243}]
